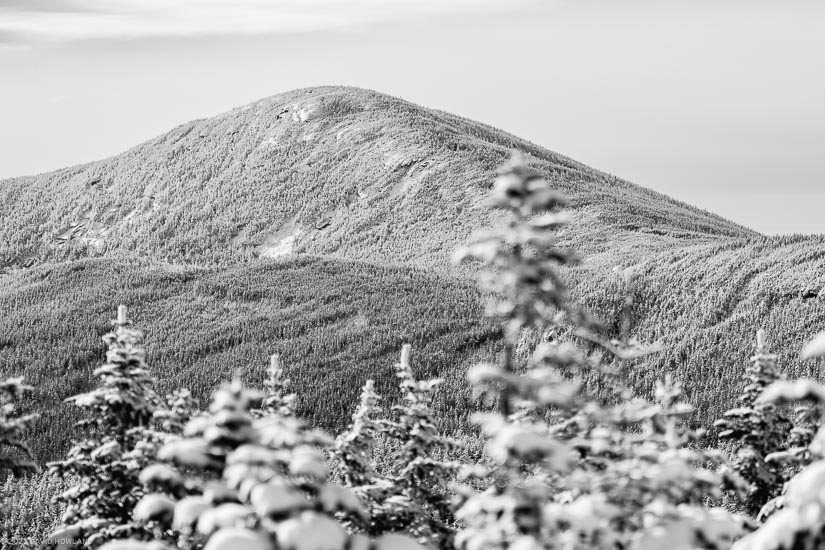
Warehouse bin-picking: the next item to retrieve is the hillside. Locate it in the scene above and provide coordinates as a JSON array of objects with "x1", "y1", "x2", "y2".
[
  {"x1": 0, "y1": 256, "x2": 497, "y2": 461},
  {"x1": 2, "y1": 86, "x2": 825, "y2": 461},
  {"x1": 0, "y1": 86, "x2": 751, "y2": 273}
]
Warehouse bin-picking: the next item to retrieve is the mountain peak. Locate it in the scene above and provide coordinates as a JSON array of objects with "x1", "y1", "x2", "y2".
[{"x1": 0, "y1": 86, "x2": 752, "y2": 272}]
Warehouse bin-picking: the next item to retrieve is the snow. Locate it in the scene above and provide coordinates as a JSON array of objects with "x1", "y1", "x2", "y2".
[
  {"x1": 635, "y1": 521, "x2": 695, "y2": 550},
  {"x1": 732, "y1": 508, "x2": 802, "y2": 550},
  {"x1": 291, "y1": 103, "x2": 318, "y2": 123},
  {"x1": 509, "y1": 536, "x2": 544, "y2": 550},
  {"x1": 158, "y1": 438, "x2": 216, "y2": 468},
  {"x1": 183, "y1": 415, "x2": 210, "y2": 436},
  {"x1": 203, "y1": 481, "x2": 237, "y2": 504},
  {"x1": 260, "y1": 229, "x2": 302, "y2": 259},
  {"x1": 260, "y1": 136, "x2": 279, "y2": 148},
  {"x1": 250, "y1": 482, "x2": 308, "y2": 517},
  {"x1": 758, "y1": 379, "x2": 825, "y2": 405},
  {"x1": 227, "y1": 443, "x2": 281, "y2": 465},
  {"x1": 785, "y1": 461, "x2": 825, "y2": 507},
  {"x1": 318, "y1": 483, "x2": 365, "y2": 517},
  {"x1": 203, "y1": 527, "x2": 272, "y2": 550},
  {"x1": 552, "y1": 495, "x2": 617, "y2": 535},
  {"x1": 132, "y1": 493, "x2": 174, "y2": 523},
  {"x1": 288, "y1": 446, "x2": 329, "y2": 478},
  {"x1": 139, "y1": 463, "x2": 181, "y2": 486},
  {"x1": 723, "y1": 407, "x2": 754, "y2": 418},
  {"x1": 487, "y1": 425, "x2": 571, "y2": 469},
  {"x1": 275, "y1": 511, "x2": 347, "y2": 550},
  {"x1": 802, "y1": 331, "x2": 825, "y2": 360},
  {"x1": 197, "y1": 503, "x2": 253, "y2": 535},
  {"x1": 348, "y1": 534, "x2": 370, "y2": 550},
  {"x1": 90, "y1": 440, "x2": 121, "y2": 461},
  {"x1": 173, "y1": 496, "x2": 210, "y2": 531},
  {"x1": 374, "y1": 533, "x2": 427, "y2": 550}
]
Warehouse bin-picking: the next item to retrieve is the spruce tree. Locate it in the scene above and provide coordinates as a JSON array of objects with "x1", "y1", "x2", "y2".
[
  {"x1": 715, "y1": 330, "x2": 792, "y2": 516},
  {"x1": 333, "y1": 379, "x2": 383, "y2": 487},
  {"x1": 733, "y1": 331, "x2": 825, "y2": 549},
  {"x1": 0, "y1": 376, "x2": 38, "y2": 476},
  {"x1": 382, "y1": 345, "x2": 460, "y2": 546},
  {"x1": 453, "y1": 155, "x2": 745, "y2": 550},
  {"x1": 334, "y1": 346, "x2": 460, "y2": 548},
  {"x1": 47, "y1": 306, "x2": 163, "y2": 548},
  {"x1": 254, "y1": 353, "x2": 295, "y2": 418},
  {"x1": 107, "y1": 372, "x2": 427, "y2": 550}
]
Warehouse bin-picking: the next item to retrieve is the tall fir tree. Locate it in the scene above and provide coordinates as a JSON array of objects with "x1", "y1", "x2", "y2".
[
  {"x1": 333, "y1": 379, "x2": 383, "y2": 488},
  {"x1": 453, "y1": 155, "x2": 745, "y2": 550},
  {"x1": 0, "y1": 376, "x2": 38, "y2": 476},
  {"x1": 732, "y1": 332, "x2": 825, "y2": 550},
  {"x1": 47, "y1": 306, "x2": 164, "y2": 548},
  {"x1": 715, "y1": 330, "x2": 793, "y2": 517},
  {"x1": 334, "y1": 346, "x2": 461, "y2": 548},
  {"x1": 254, "y1": 353, "x2": 295, "y2": 418}
]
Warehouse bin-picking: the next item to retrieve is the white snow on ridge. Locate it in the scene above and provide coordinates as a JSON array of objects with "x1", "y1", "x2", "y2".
[{"x1": 259, "y1": 229, "x2": 303, "y2": 258}]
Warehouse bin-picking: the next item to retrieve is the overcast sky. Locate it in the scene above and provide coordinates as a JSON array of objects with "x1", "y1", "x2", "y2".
[{"x1": 1, "y1": 0, "x2": 823, "y2": 235}]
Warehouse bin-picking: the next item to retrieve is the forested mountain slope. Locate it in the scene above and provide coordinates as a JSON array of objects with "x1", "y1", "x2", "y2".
[
  {"x1": 2, "y1": 86, "x2": 825, "y2": 461},
  {"x1": 0, "y1": 256, "x2": 497, "y2": 461},
  {"x1": 0, "y1": 86, "x2": 750, "y2": 272},
  {"x1": 573, "y1": 233, "x2": 825, "y2": 424}
]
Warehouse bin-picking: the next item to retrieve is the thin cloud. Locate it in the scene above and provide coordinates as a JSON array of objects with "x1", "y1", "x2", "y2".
[{"x1": 0, "y1": 0, "x2": 536, "y2": 42}]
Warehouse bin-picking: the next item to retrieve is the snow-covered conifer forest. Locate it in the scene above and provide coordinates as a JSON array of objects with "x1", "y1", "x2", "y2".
[{"x1": 4, "y1": 158, "x2": 825, "y2": 550}]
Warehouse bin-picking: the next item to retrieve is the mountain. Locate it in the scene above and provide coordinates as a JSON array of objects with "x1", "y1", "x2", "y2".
[
  {"x1": 1, "y1": 86, "x2": 749, "y2": 272},
  {"x1": 2, "y1": 86, "x2": 825, "y2": 461}
]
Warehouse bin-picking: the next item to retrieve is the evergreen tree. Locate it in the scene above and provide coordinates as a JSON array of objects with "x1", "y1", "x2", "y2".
[
  {"x1": 47, "y1": 306, "x2": 164, "y2": 548},
  {"x1": 106, "y1": 371, "x2": 427, "y2": 550},
  {"x1": 333, "y1": 379, "x2": 383, "y2": 487},
  {"x1": 0, "y1": 376, "x2": 38, "y2": 476},
  {"x1": 453, "y1": 155, "x2": 745, "y2": 550},
  {"x1": 334, "y1": 346, "x2": 460, "y2": 548},
  {"x1": 715, "y1": 330, "x2": 793, "y2": 517},
  {"x1": 381, "y1": 345, "x2": 460, "y2": 546},
  {"x1": 154, "y1": 389, "x2": 199, "y2": 436},
  {"x1": 254, "y1": 353, "x2": 295, "y2": 418},
  {"x1": 733, "y1": 332, "x2": 825, "y2": 549}
]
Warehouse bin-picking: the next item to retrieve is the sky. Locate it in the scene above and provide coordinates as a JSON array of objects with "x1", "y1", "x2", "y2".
[{"x1": 1, "y1": 0, "x2": 823, "y2": 235}]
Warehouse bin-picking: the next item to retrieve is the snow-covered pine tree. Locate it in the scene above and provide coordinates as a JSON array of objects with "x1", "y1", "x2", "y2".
[
  {"x1": 333, "y1": 379, "x2": 383, "y2": 488},
  {"x1": 714, "y1": 330, "x2": 793, "y2": 516},
  {"x1": 47, "y1": 305, "x2": 164, "y2": 548},
  {"x1": 255, "y1": 353, "x2": 295, "y2": 418},
  {"x1": 154, "y1": 388, "x2": 199, "y2": 436},
  {"x1": 105, "y1": 369, "x2": 428, "y2": 550},
  {"x1": 454, "y1": 154, "x2": 585, "y2": 417},
  {"x1": 381, "y1": 345, "x2": 460, "y2": 546},
  {"x1": 732, "y1": 332, "x2": 825, "y2": 549},
  {"x1": 0, "y1": 376, "x2": 38, "y2": 476},
  {"x1": 453, "y1": 155, "x2": 745, "y2": 550},
  {"x1": 331, "y1": 346, "x2": 460, "y2": 548}
]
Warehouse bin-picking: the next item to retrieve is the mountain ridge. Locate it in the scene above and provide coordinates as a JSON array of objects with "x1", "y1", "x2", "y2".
[
  {"x1": 1, "y1": 85, "x2": 754, "y2": 274},
  {"x1": 2, "y1": 85, "x2": 825, "y2": 462}
]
